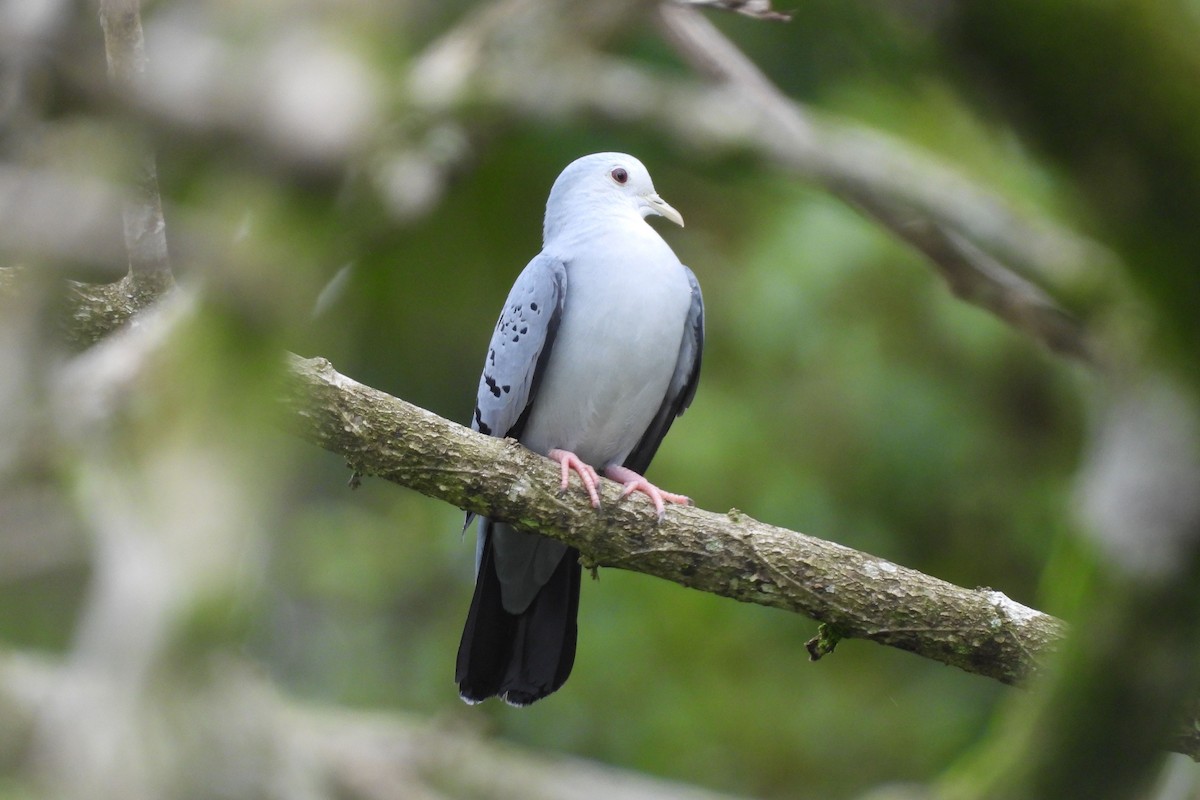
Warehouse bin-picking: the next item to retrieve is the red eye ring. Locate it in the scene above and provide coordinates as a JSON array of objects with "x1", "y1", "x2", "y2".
[{"x1": 610, "y1": 167, "x2": 629, "y2": 185}]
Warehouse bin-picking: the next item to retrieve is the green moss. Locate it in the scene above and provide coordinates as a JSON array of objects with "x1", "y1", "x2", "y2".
[{"x1": 807, "y1": 622, "x2": 846, "y2": 661}]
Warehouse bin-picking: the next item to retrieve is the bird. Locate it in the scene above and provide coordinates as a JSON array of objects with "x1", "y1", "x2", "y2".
[{"x1": 455, "y1": 152, "x2": 704, "y2": 706}]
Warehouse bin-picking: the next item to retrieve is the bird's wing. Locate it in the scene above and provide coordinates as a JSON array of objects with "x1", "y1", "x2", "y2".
[
  {"x1": 470, "y1": 253, "x2": 570, "y2": 604},
  {"x1": 472, "y1": 253, "x2": 567, "y2": 442},
  {"x1": 623, "y1": 265, "x2": 705, "y2": 474}
]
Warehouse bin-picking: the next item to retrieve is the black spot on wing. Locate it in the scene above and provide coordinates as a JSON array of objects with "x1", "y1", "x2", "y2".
[
  {"x1": 485, "y1": 374, "x2": 501, "y2": 397},
  {"x1": 503, "y1": 259, "x2": 567, "y2": 441},
  {"x1": 474, "y1": 407, "x2": 492, "y2": 435}
]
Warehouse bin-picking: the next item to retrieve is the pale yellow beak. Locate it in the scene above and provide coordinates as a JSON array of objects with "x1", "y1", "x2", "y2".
[{"x1": 643, "y1": 192, "x2": 685, "y2": 227}]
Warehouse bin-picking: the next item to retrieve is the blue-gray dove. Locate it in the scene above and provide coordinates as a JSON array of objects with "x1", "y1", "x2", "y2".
[{"x1": 456, "y1": 152, "x2": 704, "y2": 705}]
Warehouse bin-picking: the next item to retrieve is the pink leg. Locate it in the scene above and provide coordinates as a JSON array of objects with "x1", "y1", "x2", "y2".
[
  {"x1": 548, "y1": 449, "x2": 602, "y2": 508},
  {"x1": 603, "y1": 464, "x2": 691, "y2": 520}
]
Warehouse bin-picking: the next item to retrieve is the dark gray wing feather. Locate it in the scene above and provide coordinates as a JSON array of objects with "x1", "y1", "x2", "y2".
[{"x1": 624, "y1": 265, "x2": 704, "y2": 474}]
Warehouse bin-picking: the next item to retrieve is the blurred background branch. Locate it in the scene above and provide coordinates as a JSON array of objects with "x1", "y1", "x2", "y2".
[
  {"x1": 1, "y1": 646, "x2": 752, "y2": 800},
  {"x1": 653, "y1": 5, "x2": 1104, "y2": 364},
  {"x1": 98, "y1": 0, "x2": 173, "y2": 292}
]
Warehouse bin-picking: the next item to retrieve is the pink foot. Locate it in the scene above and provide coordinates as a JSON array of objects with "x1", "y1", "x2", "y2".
[
  {"x1": 548, "y1": 449, "x2": 602, "y2": 508},
  {"x1": 603, "y1": 465, "x2": 691, "y2": 520}
]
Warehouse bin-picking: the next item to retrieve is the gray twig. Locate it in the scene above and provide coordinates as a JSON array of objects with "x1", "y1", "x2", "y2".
[{"x1": 98, "y1": 0, "x2": 173, "y2": 291}]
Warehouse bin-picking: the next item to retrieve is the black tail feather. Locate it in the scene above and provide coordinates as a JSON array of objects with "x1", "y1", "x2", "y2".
[{"x1": 456, "y1": 532, "x2": 580, "y2": 705}]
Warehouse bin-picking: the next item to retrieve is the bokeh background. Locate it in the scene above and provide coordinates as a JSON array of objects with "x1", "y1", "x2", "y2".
[{"x1": 1, "y1": 1, "x2": 1197, "y2": 798}]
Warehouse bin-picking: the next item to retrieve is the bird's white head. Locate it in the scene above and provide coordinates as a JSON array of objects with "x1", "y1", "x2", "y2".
[{"x1": 543, "y1": 152, "x2": 684, "y2": 244}]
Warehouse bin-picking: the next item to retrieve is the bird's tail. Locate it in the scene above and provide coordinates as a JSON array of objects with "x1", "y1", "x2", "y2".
[{"x1": 455, "y1": 529, "x2": 581, "y2": 706}]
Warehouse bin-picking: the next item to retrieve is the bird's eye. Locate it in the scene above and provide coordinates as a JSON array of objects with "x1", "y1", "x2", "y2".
[{"x1": 610, "y1": 167, "x2": 629, "y2": 185}]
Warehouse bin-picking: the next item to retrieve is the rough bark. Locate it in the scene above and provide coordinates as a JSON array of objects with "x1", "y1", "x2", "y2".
[
  {"x1": 282, "y1": 353, "x2": 1066, "y2": 687},
  {"x1": 63, "y1": 277, "x2": 173, "y2": 349}
]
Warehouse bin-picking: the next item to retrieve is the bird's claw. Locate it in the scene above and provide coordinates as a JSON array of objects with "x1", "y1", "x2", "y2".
[
  {"x1": 548, "y1": 449, "x2": 602, "y2": 508},
  {"x1": 604, "y1": 465, "x2": 690, "y2": 520}
]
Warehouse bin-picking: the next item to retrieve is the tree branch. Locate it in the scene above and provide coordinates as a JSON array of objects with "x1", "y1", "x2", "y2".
[
  {"x1": 0, "y1": 275, "x2": 1069, "y2": 693},
  {"x1": 98, "y1": 0, "x2": 173, "y2": 295},
  {"x1": 281, "y1": 353, "x2": 1065, "y2": 687},
  {"x1": 672, "y1": 0, "x2": 792, "y2": 22},
  {"x1": 653, "y1": 4, "x2": 1102, "y2": 364},
  {"x1": 846, "y1": 199, "x2": 1097, "y2": 364}
]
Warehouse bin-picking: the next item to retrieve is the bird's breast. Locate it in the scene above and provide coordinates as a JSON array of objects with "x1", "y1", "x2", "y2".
[{"x1": 520, "y1": 247, "x2": 691, "y2": 468}]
